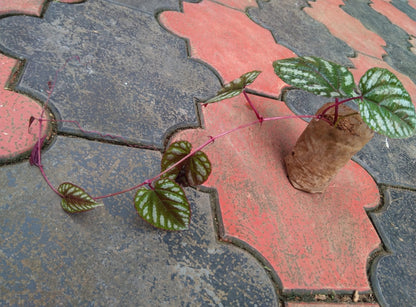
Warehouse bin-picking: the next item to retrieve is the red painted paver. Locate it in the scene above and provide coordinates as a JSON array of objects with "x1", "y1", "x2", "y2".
[
  {"x1": 0, "y1": 0, "x2": 81, "y2": 17},
  {"x1": 0, "y1": 0, "x2": 44, "y2": 16},
  {"x1": 0, "y1": 54, "x2": 50, "y2": 162},
  {"x1": 304, "y1": 0, "x2": 416, "y2": 104},
  {"x1": 370, "y1": 0, "x2": 416, "y2": 37},
  {"x1": 304, "y1": 0, "x2": 386, "y2": 58},
  {"x1": 160, "y1": 0, "x2": 296, "y2": 98},
  {"x1": 411, "y1": 36, "x2": 416, "y2": 55},
  {"x1": 409, "y1": 0, "x2": 416, "y2": 10},
  {"x1": 58, "y1": 0, "x2": 83, "y2": 3},
  {"x1": 173, "y1": 94, "x2": 381, "y2": 291},
  {"x1": 286, "y1": 303, "x2": 379, "y2": 307}
]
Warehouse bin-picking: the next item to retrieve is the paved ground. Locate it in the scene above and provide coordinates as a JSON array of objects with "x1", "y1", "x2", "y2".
[{"x1": 1, "y1": 0, "x2": 415, "y2": 306}]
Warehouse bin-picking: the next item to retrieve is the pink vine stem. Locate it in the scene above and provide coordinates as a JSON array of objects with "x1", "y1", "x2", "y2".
[
  {"x1": 30, "y1": 57, "x2": 361, "y2": 203},
  {"x1": 94, "y1": 112, "x2": 318, "y2": 200},
  {"x1": 243, "y1": 89, "x2": 263, "y2": 122},
  {"x1": 30, "y1": 56, "x2": 82, "y2": 198}
]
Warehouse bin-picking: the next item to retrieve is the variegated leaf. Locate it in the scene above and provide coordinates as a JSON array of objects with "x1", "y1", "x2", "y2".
[
  {"x1": 161, "y1": 141, "x2": 211, "y2": 186},
  {"x1": 358, "y1": 68, "x2": 416, "y2": 138},
  {"x1": 161, "y1": 141, "x2": 192, "y2": 180},
  {"x1": 204, "y1": 70, "x2": 261, "y2": 103},
  {"x1": 134, "y1": 179, "x2": 190, "y2": 231},
  {"x1": 184, "y1": 150, "x2": 212, "y2": 186},
  {"x1": 273, "y1": 56, "x2": 355, "y2": 98},
  {"x1": 58, "y1": 182, "x2": 103, "y2": 213}
]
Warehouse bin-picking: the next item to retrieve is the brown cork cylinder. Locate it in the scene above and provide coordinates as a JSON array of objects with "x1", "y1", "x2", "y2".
[{"x1": 285, "y1": 102, "x2": 374, "y2": 193}]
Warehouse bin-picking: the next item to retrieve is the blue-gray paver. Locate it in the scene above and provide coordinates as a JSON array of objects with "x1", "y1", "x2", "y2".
[
  {"x1": 0, "y1": 137, "x2": 278, "y2": 305},
  {"x1": 0, "y1": 0, "x2": 219, "y2": 149}
]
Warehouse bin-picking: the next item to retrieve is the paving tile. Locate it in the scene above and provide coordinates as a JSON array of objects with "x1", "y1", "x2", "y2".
[
  {"x1": 370, "y1": 0, "x2": 416, "y2": 37},
  {"x1": 370, "y1": 188, "x2": 416, "y2": 306},
  {"x1": 0, "y1": 0, "x2": 219, "y2": 149},
  {"x1": 304, "y1": 0, "x2": 386, "y2": 59},
  {"x1": 0, "y1": 54, "x2": 50, "y2": 163},
  {"x1": 390, "y1": 0, "x2": 416, "y2": 21},
  {"x1": 0, "y1": 136, "x2": 278, "y2": 305},
  {"x1": 284, "y1": 88, "x2": 416, "y2": 190},
  {"x1": 410, "y1": 0, "x2": 416, "y2": 10},
  {"x1": 0, "y1": 0, "x2": 45, "y2": 17},
  {"x1": 286, "y1": 303, "x2": 379, "y2": 307},
  {"x1": 0, "y1": 0, "x2": 81, "y2": 17},
  {"x1": 247, "y1": 0, "x2": 354, "y2": 67},
  {"x1": 160, "y1": 0, "x2": 297, "y2": 98},
  {"x1": 213, "y1": 0, "x2": 260, "y2": 11},
  {"x1": 172, "y1": 94, "x2": 381, "y2": 291},
  {"x1": 341, "y1": 0, "x2": 416, "y2": 88},
  {"x1": 410, "y1": 36, "x2": 416, "y2": 55},
  {"x1": 103, "y1": 0, "x2": 199, "y2": 14}
]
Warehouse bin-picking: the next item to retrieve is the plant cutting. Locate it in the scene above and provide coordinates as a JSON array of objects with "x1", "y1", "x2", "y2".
[
  {"x1": 30, "y1": 56, "x2": 416, "y2": 231},
  {"x1": 272, "y1": 56, "x2": 416, "y2": 193}
]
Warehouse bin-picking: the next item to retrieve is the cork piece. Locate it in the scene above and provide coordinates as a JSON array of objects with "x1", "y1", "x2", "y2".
[{"x1": 285, "y1": 102, "x2": 374, "y2": 193}]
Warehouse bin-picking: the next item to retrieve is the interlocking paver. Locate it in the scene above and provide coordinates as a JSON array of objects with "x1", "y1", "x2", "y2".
[
  {"x1": 0, "y1": 54, "x2": 50, "y2": 163},
  {"x1": 286, "y1": 303, "x2": 379, "y2": 307},
  {"x1": 0, "y1": 0, "x2": 81, "y2": 17},
  {"x1": 370, "y1": 188, "x2": 416, "y2": 306},
  {"x1": 0, "y1": 0, "x2": 45, "y2": 17},
  {"x1": 0, "y1": 137, "x2": 278, "y2": 305},
  {"x1": 304, "y1": 0, "x2": 386, "y2": 59},
  {"x1": 213, "y1": 0, "x2": 260, "y2": 10},
  {"x1": 172, "y1": 94, "x2": 381, "y2": 291},
  {"x1": 0, "y1": 0, "x2": 219, "y2": 149},
  {"x1": 341, "y1": 0, "x2": 416, "y2": 87},
  {"x1": 103, "y1": 0, "x2": 199, "y2": 14},
  {"x1": 160, "y1": 0, "x2": 297, "y2": 97},
  {"x1": 390, "y1": 0, "x2": 416, "y2": 22},
  {"x1": 247, "y1": 0, "x2": 354, "y2": 66},
  {"x1": 371, "y1": 0, "x2": 416, "y2": 36},
  {"x1": 1, "y1": 0, "x2": 416, "y2": 305}
]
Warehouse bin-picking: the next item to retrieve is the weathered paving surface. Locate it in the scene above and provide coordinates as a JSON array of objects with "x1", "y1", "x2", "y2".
[
  {"x1": 1, "y1": 0, "x2": 416, "y2": 305},
  {"x1": 370, "y1": 187, "x2": 416, "y2": 307},
  {"x1": 0, "y1": 137, "x2": 278, "y2": 306},
  {"x1": 0, "y1": 0, "x2": 219, "y2": 149}
]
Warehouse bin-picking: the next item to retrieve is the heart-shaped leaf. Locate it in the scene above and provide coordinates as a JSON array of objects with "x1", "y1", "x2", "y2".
[
  {"x1": 134, "y1": 179, "x2": 190, "y2": 231},
  {"x1": 161, "y1": 140, "x2": 192, "y2": 180},
  {"x1": 273, "y1": 56, "x2": 355, "y2": 98},
  {"x1": 184, "y1": 150, "x2": 211, "y2": 186},
  {"x1": 161, "y1": 141, "x2": 211, "y2": 186},
  {"x1": 204, "y1": 70, "x2": 261, "y2": 103},
  {"x1": 58, "y1": 182, "x2": 103, "y2": 213},
  {"x1": 358, "y1": 68, "x2": 416, "y2": 138}
]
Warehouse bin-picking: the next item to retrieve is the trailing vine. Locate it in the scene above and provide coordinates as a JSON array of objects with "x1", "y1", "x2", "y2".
[{"x1": 29, "y1": 56, "x2": 416, "y2": 231}]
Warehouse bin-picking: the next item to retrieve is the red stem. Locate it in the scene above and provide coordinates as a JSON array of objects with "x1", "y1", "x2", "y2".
[
  {"x1": 38, "y1": 164, "x2": 64, "y2": 197},
  {"x1": 243, "y1": 89, "x2": 263, "y2": 122},
  {"x1": 94, "y1": 113, "x2": 319, "y2": 200},
  {"x1": 32, "y1": 58, "x2": 361, "y2": 203},
  {"x1": 33, "y1": 56, "x2": 81, "y2": 198},
  {"x1": 318, "y1": 95, "x2": 363, "y2": 123}
]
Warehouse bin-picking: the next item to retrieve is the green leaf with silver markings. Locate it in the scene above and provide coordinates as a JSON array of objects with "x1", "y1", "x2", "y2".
[
  {"x1": 183, "y1": 150, "x2": 211, "y2": 186},
  {"x1": 273, "y1": 56, "x2": 355, "y2": 98},
  {"x1": 134, "y1": 179, "x2": 190, "y2": 231},
  {"x1": 358, "y1": 67, "x2": 416, "y2": 138},
  {"x1": 204, "y1": 70, "x2": 261, "y2": 103},
  {"x1": 161, "y1": 141, "x2": 211, "y2": 186},
  {"x1": 161, "y1": 141, "x2": 192, "y2": 181},
  {"x1": 58, "y1": 182, "x2": 103, "y2": 213}
]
